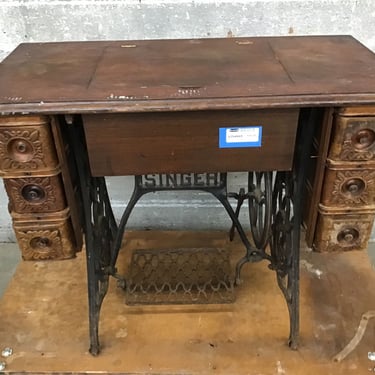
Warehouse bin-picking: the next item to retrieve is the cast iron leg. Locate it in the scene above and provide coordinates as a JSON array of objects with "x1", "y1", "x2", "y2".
[
  {"x1": 66, "y1": 116, "x2": 116, "y2": 355},
  {"x1": 85, "y1": 177, "x2": 116, "y2": 355},
  {"x1": 270, "y1": 171, "x2": 299, "y2": 349},
  {"x1": 270, "y1": 109, "x2": 319, "y2": 349},
  {"x1": 289, "y1": 223, "x2": 300, "y2": 350}
]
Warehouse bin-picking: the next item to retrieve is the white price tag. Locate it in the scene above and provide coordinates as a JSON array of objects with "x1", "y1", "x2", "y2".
[{"x1": 226, "y1": 127, "x2": 260, "y2": 143}]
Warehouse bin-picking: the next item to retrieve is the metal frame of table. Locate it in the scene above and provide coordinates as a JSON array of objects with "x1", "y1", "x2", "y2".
[{"x1": 66, "y1": 108, "x2": 318, "y2": 355}]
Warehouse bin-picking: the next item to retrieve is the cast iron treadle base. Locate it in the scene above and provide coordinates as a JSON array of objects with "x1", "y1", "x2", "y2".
[{"x1": 125, "y1": 248, "x2": 235, "y2": 305}]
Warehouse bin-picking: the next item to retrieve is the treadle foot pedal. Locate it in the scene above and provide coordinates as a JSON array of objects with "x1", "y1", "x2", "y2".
[{"x1": 126, "y1": 247, "x2": 235, "y2": 305}]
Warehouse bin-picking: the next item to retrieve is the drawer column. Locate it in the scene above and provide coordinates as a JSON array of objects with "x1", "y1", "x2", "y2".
[
  {"x1": 0, "y1": 115, "x2": 81, "y2": 260},
  {"x1": 313, "y1": 106, "x2": 375, "y2": 252}
]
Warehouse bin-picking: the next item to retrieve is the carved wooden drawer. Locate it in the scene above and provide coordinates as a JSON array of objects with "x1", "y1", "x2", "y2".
[
  {"x1": 0, "y1": 115, "x2": 82, "y2": 260},
  {"x1": 314, "y1": 207, "x2": 375, "y2": 252},
  {"x1": 3, "y1": 169, "x2": 67, "y2": 213},
  {"x1": 0, "y1": 116, "x2": 59, "y2": 176},
  {"x1": 321, "y1": 160, "x2": 375, "y2": 209},
  {"x1": 328, "y1": 113, "x2": 375, "y2": 162},
  {"x1": 308, "y1": 106, "x2": 375, "y2": 252},
  {"x1": 12, "y1": 208, "x2": 76, "y2": 261}
]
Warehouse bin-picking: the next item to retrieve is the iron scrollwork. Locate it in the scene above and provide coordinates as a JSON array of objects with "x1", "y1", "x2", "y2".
[
  {"x1": 65, "y1": 115, "x2": 118, "y2": 355},
  {"x1": 269, "y1": 171, "x2": 299, "y2": 349},
  {"x1": 248, "y1": 171, "x2": 273, "y2": 250},
  {"x1": 66, "y1": 107, "x2": 318, "y2": 355},
  {"x1": 229, "y1": 171, "x2": 299, "y2": 350},
  {"x1": 229, "y1": 171, "x2": 273, "y2": 284},
  {"x1": 228, "y1": 109, "x2": 319, "y2": 349}
]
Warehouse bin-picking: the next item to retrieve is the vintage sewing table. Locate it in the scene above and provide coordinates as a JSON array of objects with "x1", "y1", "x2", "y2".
[{"x1": 1, "y1": 36, "x2": 375, "y2": 355}]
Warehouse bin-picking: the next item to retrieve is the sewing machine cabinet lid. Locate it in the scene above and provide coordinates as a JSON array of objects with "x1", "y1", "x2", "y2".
[{"x1": 1, "y1": 35, "x2": 375, "y2": 113}]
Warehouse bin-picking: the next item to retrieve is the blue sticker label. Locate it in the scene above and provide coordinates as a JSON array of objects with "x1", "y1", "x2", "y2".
[{"x1": 219, "y1": 126, "x2": 262, "y2": 148}]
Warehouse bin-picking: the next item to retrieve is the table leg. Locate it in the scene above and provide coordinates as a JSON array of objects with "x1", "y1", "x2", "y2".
[
  {"x1": 269, "y1": 109, "x2": 318, "y2": 349},
  {"x1": 270, "y1": 171, "x2": 299, "y2": 349},
  {"x1": 66, "y1": 116, "x2": 117, "y2": 355}
]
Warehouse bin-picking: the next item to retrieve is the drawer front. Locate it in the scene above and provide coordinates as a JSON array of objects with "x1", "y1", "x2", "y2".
[
  {"x1": 336, "y1": 106, "x2": 375, "y2": 116},
  {"x1": 12, "y1": 209, "x2": 76, "y2": 261},
  {"x1": 328, "y1": 115, "x2": 375, "y2": 162},
  {"x1": 83, "y1": 109, "x2": 299, "y2": 176},
  {"x1": 0, "y1": 116, "x2": 58, "y2": 176},
  {"x1": 314, "y1": 211, "x2": 375, "y2": 252},
  {"x1": 3, "y1": 172, "x2": 67, "y2": 213},
  {"x1": 321, "y1": 166, "x2": 375, "y2": 208}
]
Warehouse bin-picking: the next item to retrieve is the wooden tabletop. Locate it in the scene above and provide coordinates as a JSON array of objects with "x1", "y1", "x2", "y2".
[{"x1": 1, "y1": 35, "x2": 375, "y2": 114}]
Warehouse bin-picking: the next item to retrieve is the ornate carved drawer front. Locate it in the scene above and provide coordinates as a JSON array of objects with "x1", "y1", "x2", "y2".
[
  {"x1": 12, "y1": 209, "x2": 76, "y2": 261},
  {"x1": 314, "y1": 209, "x2": 375, "y2": 252},
  {"x1": 0, "y1": 116, "x2": 58, "y2": 176},
  {"x1": 328, "y1": 114, "x2": 375, "y2": 162},
  {"x1": 3, "y1": 170, "x2": 67, "y2": 213},
  {"x1": 321, "y1": 160, "x2": 375, "y2": 208},
  {"x1": 311, "y1": 106, "x2": 375, "y2": 252},
  {"x1": 0, "y1": 115, "x2": 82, "y2": 260}
]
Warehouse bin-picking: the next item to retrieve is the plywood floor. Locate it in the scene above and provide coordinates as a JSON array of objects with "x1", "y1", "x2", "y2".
[{"x1": 0, "y1": 231, "x2": 374, "y2": 374}]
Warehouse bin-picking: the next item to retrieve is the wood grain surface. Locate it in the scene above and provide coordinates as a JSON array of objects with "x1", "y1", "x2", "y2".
[{"x1": 1, "y1": 36, "x2": 375, "y2": 113}]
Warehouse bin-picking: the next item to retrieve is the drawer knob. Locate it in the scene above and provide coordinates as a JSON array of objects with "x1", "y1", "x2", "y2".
[
  {"x1": 352, "y1": 129, "x2": 375, "y2": 150},
  {"x1": 341, "y1": 178, "x2": 365, "y2": 196},
  {"x1": 337, "y1": 228, "x2": 359, "y2": 245},
  {"x1": 21, "y1": 184, "x2": 46, "y2": 202},
  {"x1": 7, "y1": 138, "x2": 34, "y2": 162},
  {"x1": 30, "y1": 236, "x2": 51, "y2": 249}
]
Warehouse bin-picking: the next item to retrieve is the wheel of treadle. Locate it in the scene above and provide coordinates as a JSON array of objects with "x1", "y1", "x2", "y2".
[{"x1": 248, "y1": 171, "x2": 272, "y2": 249}]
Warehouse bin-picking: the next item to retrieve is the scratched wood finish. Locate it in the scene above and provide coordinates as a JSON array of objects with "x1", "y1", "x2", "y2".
[
  {"x1": 1, "y1": 36, "x2": 375, "y2": 114},
  {"x1": 83, "y1": 109, "x2": 299, "y2": 176},
  {"x1": 1, "y1": 36, "x2": 375, "y2": 254}
]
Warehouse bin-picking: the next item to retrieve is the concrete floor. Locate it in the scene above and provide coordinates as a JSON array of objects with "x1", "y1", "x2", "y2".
[
  {"x1": 0, "y1": 240, "x2": 375, "y2": 299},
  {"x1": 1, "y1": 231, "x2": 375, "y2": 374},
  {"x1": 0, "y1": 243, "x2": 20, "y2": 298}
]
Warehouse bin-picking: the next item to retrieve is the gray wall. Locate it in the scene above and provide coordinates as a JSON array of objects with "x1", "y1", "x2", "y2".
[{"x1": 1, "y1": 0, "x2": 375, "y2": 242}]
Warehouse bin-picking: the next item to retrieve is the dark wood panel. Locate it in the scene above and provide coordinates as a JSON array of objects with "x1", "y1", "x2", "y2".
[
  {"x1": 50, "y1": 116, "x2": 83, "y2": 252},
  {"x1": 304, "y1": 108, "x2": 334, "y2": 247},
  {"x1": 83, "y1": 109, "x2": 299, "y2": 176},
  {"x1": 1, "y1": 36, "x2": 375, "y2": 114}
]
